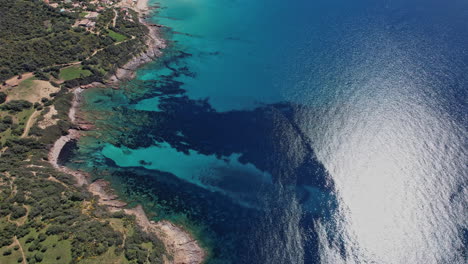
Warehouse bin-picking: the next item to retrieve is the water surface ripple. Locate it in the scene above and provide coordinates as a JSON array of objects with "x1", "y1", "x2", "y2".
[{"x1": 68, "y1": 0, "x2": 467, "y2": 263}]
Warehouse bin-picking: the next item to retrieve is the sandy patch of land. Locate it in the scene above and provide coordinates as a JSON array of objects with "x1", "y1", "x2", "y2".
[
  {"x1": 2, "y1": 78, "x2": 59, "y2": 104},
  {"x1": 38, "y1": 105, "x2": 58, "y2": 129},
  {"x1": 0, "y1": 73, "x2": 34, "y2": 88},
  {"x1": 118, "y1": 0, "x2": 148, "y2": 12},
  {"x1": 136, "y1": 0, "x2": 149, "y2": 13}
]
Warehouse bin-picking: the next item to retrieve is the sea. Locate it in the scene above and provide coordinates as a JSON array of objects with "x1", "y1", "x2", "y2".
[{"x1": 62, "y1": 0, "x2": 468, "y2": 263}]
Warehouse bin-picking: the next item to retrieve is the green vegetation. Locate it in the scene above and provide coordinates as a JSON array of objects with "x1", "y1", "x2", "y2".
[
  {"x1": 59, "y1": 66, "x2": 92, "y2": 81},
  {"x1": 0, "y1": 1, "x2": 168, "y2": 263},
  {"x1": 0, "y1": 90, "x2": 167, "y2": 263},
  {"x1": 107, "y1": 29, "x2": 128, "y2": 42},
  {"x1": 0, "y1": 0, "x2": 99, "y2": 82},
  {"x1": 0, "y1": 100, "x2": 32, "y2": 113},
  {"x1": 0, "y1": 0, "x2": 147, "y2": 84},
  {"x1": 16, "y1": 77, "x2": 36, "y2": 90},
  {"x1": 0, "y1": 92, "x2": 6, "y2": 104},
  {"x1": 79, "y1": 12, "x2": 89, "y2": 18}
]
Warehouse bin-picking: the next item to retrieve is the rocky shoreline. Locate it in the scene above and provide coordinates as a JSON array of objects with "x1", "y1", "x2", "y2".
[
  {"x1": 48, "y1": 1, "x2": 206, "y2": 263},
  {"x1": 108, "y1": 3, "x2": 166, "y2": 84}
]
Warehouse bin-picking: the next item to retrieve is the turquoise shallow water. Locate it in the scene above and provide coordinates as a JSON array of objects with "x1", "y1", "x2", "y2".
[{"x1": 65, "y1": 0, "x2": 468, "y2": 263}]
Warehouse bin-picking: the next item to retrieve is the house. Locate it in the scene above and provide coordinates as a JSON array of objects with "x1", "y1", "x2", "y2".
[
  {"x1": 77, "y1": 19, "x2": 96, "y2": 28},
  {"x1": 78, "y1": 19, "x2": 90, "y2": 27}
]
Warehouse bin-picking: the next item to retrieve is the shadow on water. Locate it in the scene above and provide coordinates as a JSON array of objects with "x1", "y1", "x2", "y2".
[
  {"x1": 65, "y1": 16, "x2": 338, "y2": 264},
  {"x1": 70, "y1": 73, "x2": 337, "y2": 263}
]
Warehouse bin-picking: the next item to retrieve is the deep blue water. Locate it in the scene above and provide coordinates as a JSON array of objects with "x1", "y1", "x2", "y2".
[{"x1": 68, "y1": 0, "x2": 467, "y2": 263}]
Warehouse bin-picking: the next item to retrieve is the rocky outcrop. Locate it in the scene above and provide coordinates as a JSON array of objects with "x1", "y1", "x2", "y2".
[
  {"x1": 107, "y1": 21, "x2": 166, "y2": 84},
  {"x1": 125, "y1": 206, "x2": 206, "y2": 264}
]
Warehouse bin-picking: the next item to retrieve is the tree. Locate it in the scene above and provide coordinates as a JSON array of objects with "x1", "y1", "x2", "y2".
[
  {"x1": 11, "y1": 205, "x2": 27, "y2": 219},
  {"x1": 38, "y1": 233, "x2": 47, "y2": 242},
  {"x1": 2, "y1": 115, "x2": 12, "y2": 124},
  {"x1": 0, "y1": 92, "x2": 6, "y2": 104},
  {"x1": 34, "y1": 252, "x2": 44, "y2": 262}
]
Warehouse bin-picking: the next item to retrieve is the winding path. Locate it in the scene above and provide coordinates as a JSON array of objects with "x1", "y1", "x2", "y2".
[
  {"x1": 112, "y1": 9, "x2": 118, "y2": 27},
  {"x1": 21, "y1": 110, "x2": 39, "y2": 138},
  {"x1": 13, "y1": 237, "x2": 26, "y2": 264}
]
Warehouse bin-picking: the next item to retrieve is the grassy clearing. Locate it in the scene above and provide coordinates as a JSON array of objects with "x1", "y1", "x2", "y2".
[
  {"x1": 0, "y1": 128, "x2": 11, "y2": 146},
  {"x1": 0, "y1": 245, "x2": 23, "y2": 264},
  {"x1": 16, "y1": 107, "x2": 34, "y2": 126},
  {"x1": 59, "y1": 66, "x2": 92, "y2": 81},
  {"x1": 0, "y1": 107, "x2": 34, "y2": 144},
  {"x1": 78, "y1": 246, "x2": 129, "y2": 264},
  {"x1": 0, "y1": 219, "x2": 22, "y2": 264},
  {"x1": 16, "y1": 77, "x2": 36, "y2": 90},
  {"x1": 15, "y1": 107, "x2": 35, "y2": 137},
  {"x1": 40, "y1": 235, "x2": 72, "y2": 264},
  {"x1": 6, "y1": 77, "x2": 36, "y2": 101},
  {"x1": 15, "y1": 230, "x2": 73, "y2": 264},
  {"x1": 107, "y1": 30, "x2": 128, "y2": 42},
  {"x1": 4, "y1": 77, "x2": 59, "y2": 104}
]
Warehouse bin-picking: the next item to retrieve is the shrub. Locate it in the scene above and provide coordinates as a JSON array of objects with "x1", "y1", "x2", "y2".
[
  {"x1": 2, "y1": 115, "x2": 13, "y2": 124},
  {"x1": 34, "y1": 252, "x2": 44, "y2": 262},
  {"x1": 40, "y1": 246, "x2": 47, "y2": 252},
  {"x1": 0, "y1": 100, "x2": 32, "y2": 112},
  {"x1": 38, "y1": 233, "x2": 47, "y2": 242},
  {"x1": 0, "y1": 92, "x2": 6, "y2": 104},
  {"x1": 11, "y1": 205, "x2": 27, "y2": 219},
  {"x1": 34, "y1": 71, "x2": 49, "y2": 81}
]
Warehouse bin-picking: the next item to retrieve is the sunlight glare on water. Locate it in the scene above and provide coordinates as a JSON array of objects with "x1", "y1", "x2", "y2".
[{"x1": 292, "y1": 28, "x2": 468, "y2": 263}]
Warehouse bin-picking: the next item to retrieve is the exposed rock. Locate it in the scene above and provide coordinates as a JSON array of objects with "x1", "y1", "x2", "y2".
[{"x1": 107, "y1": 17, "x2": 166, "y2": 85}]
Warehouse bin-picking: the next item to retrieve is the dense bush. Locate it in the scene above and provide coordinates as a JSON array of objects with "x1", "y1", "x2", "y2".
[
  {"x1": 0, "y1": 0, "x2": 103, "y2": 82},
  {"x1": 46, "y1": 225, "x2": 66, "y2": 235},
  {"x1": 0, "y1": 2, "x2": 169, "y2": 263},
  {"x1": 10, "y1": 205, "x2": 27, "y2": 219},
  {"x1": 0, "y1": 100, "x2": 32, "y2": 112},
  {"x1": 2, "y1": 115, "x2": 12, "y2": 124},
  {"x1": 0, "y1": 223, "x2": 16, "y2": 247},
  {"x1": 0, "y1": 92, "x2": 6, "y2": 104}
]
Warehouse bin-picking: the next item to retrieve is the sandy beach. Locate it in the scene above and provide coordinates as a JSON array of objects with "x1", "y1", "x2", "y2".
[
  {"x1": 48, "y1": 128, "x2": 88, "y2": 187},
  {"x1": 47, "y1": 1, "x2": 206, "y2": 263}
]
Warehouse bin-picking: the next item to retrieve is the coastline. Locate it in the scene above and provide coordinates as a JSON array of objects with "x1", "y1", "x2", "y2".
[
  {"x1": 108, "y1": 0, "x2": 166, "y2": 84},
  {"x1": 48, "y1": 1, "x2": 206, "y2": 263}
]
